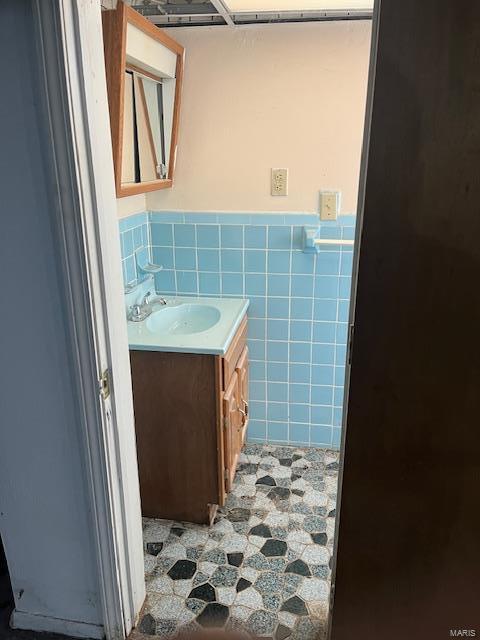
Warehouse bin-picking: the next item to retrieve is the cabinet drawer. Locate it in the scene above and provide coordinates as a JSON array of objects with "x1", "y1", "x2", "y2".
[{"x1": 223, "y1": 315, "x2": 247, "y2": 387}]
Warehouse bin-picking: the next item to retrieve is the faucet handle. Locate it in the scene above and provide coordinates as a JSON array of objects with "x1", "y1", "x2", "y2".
[
  {"x1": 129, "y1": 303, "x2": 142, "y2": 319},
  {"x1": 150, "y1": 296, "x2": 167, "y2": 307}
]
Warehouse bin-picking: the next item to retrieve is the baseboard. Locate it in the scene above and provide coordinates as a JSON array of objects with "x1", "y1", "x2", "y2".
[{"x1": 11, "y1": 610, "x2": 104, "y2": 639}]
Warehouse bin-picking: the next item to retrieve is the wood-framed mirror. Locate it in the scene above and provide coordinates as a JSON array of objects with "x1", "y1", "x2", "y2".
[{"x1": 102, "y1": 1, "x2": 184, "y2": 197}]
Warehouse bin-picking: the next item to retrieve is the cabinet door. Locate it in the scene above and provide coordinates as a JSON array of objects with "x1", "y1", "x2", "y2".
[
  {"x1": 223, "y1": 316, "x2": 247, "y2": 385},
  {"x1": 223, "y1": 371, "x2": 245, "y2": 493},
  {"x1": 235, "y1": 346, "x2": 249, "y2": 447}
]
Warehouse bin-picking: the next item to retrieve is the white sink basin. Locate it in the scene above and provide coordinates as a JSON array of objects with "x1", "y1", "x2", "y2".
[
  {"x1": 128, "y1": 295, "x2": 249, "y2": 355},
  {"x1": 146, "y1": 303, "x2": 221, "y2": 335}
]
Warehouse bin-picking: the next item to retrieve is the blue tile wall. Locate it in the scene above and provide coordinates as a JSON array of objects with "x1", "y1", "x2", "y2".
[
  {"x1": 118, "y1": 212, "x2": 150, "y2": 286},
  {"x1": 119, "y1": 211, "x2": 356, "y2": 450}
]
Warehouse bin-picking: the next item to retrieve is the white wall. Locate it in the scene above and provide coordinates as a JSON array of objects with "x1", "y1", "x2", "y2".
[
  {"x1": 117, "y1": 193, "x2": 147, "y2": 218},
  {"x1": 0, "y1": 2, "x2": 102, "y2": 635},
  {"x1": 148, "y1": 20, "x2": 371, "y2": 214}
]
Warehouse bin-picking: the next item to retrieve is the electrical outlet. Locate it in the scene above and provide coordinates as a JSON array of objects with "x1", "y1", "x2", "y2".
[
  {"x1": 319, "y1": 190, "x2": 340, "y2": 221},
  {"x1": 271, "y1": 168, "x2": 288, "y2": 196}
]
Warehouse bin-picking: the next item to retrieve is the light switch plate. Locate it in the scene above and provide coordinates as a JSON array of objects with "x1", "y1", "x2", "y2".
[
  {"x1": 319, "y1": 190, "x2": 341, "y2": 221},
  {"x1": 271, "y1": 168, "x2": 288, "y2": 196}
]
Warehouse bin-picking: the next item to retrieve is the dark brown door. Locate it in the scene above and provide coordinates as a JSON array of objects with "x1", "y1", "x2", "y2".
[{"x1": 330, "y1": 2, "x2": 480, "y2": 639}]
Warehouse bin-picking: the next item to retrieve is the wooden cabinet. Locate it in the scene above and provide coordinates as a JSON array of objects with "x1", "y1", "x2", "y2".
[{"x1": 130, "y1": 315, "x2": 248, "y2": 525}]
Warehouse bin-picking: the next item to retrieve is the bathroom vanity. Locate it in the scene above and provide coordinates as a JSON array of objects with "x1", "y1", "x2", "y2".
[{"x1": 128, "y1": 296, "x2": 249, "y2": 525}]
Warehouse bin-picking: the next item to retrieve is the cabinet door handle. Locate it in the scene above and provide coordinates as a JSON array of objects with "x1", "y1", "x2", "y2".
[{"x1": 237, "y1": 407, "x2": 247, "y2": 425}]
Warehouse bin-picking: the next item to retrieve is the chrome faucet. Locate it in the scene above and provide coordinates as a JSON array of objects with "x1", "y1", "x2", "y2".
[
  {"x1": 129, "y1": 291, "x2": 167, "y2": 322},
  {"x1": 129, "y1": 303, "x2": 148, "y2": 322},
  {"x1": 141, "y1": 291, "x2": 154, "y2": 306},
  {"x1": 142, "y1": 290, "x2": 167, "y2": 307}
]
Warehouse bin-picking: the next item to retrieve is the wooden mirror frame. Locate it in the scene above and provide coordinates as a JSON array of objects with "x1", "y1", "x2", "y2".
[{"x1": 102, "y1": 1, "x2": 184, "y2": 197}]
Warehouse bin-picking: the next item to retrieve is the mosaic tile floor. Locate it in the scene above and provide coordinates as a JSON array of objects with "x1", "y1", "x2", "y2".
[{"x1": 141, "y1": 444, "x2": 339, "y2": 640}]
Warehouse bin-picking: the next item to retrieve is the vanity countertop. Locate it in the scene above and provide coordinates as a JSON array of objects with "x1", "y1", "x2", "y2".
[{"x1": 127, "y1": 296, "x2": 249, "y2": 356}]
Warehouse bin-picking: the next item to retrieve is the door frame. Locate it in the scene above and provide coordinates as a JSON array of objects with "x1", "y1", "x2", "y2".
[
  {"x1": 33, "y1": 1, "x2": 145, "y2": 639},
  {"x1": 327, "y1": 0, "x2": 381, "y2": 636}
]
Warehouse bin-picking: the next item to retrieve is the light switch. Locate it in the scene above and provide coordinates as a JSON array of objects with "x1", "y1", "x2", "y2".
[
  {"x1": 271, "y1": 168, "x2": 288, "y2": 196},
  {"x1": 319, "y1": 190, "x2": 341, "y2": 221}
]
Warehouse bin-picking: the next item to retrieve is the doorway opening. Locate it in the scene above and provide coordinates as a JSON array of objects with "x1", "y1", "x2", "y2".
[
  {"x1": 64, "y1": 0, "x2": 374, "y2": 638},
  {"x1": 109, "y1": 4, "x2": 371, "y2": 638}
]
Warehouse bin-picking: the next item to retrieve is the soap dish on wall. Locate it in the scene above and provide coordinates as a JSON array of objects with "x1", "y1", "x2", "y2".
[{"x1": 135, "y1": 248, "x2": 163, "y2": 275}]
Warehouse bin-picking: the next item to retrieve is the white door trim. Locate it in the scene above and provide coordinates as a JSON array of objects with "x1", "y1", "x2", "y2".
[
  {"x1": 327, "y1": 0, "x2": 381, "y2": 636},
  {"x1": 30, "y1": 2, "x2": 146, "y2": 639}
]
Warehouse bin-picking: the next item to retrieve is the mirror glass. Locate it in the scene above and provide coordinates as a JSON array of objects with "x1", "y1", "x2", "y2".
[{"x1": 121, "y1": 70, "x2": 174, "y2": 186}]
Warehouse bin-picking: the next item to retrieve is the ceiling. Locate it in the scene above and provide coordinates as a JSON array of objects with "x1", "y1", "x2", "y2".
[{"x1": 130, "y1": 0, "x2": 374, "y2": 28}]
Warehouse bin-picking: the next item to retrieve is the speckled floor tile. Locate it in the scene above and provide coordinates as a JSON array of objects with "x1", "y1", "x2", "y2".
[{"x1": 140, "y1": 444, "x2": 339, "y2": 639}]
